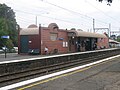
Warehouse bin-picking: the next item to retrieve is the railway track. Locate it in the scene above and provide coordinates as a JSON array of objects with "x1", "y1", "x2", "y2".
[{"x1": 0, "y1": 49, "x2": 120, "y2": 87}]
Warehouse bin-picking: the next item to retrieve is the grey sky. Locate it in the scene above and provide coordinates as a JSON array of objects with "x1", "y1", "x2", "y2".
[{"x1": 0, "y1": 0, "x2": 120, "y2": 35}]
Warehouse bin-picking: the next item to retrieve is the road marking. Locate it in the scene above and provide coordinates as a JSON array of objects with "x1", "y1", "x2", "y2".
[
  {"x1": 18, "y1": 66, "x2": 91, "y2": 90},
  {"x1": 0, "y1": 54, "x2": 120, "y2": 90}
]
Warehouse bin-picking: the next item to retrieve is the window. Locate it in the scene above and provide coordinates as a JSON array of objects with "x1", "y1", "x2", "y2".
[
  {"x1": 63, "y1": 42, "x2": 68, "y2": 47},
  {"x1": 50, "y1": 33, "x2": 58, "y2": 41}
]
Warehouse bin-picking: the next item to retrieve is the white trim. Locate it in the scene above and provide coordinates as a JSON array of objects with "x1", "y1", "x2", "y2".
[
  {"x1": 0, "y1": 54, "x2": 120, "y2": 90},
  {"x1": 0, "y1": 48, "x2": 117, "y2": 64}
]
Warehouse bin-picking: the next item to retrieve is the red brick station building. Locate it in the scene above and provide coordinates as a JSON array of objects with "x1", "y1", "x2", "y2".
[{"x1": 18, "y1": 23, "x2": 109, "y2": 55}]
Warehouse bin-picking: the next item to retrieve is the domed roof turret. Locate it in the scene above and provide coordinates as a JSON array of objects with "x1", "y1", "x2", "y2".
[
  {"x1": 48, "y1": 23, "x2": 59, "y2": 29},
  {"x1": 28, "y1": 24, "x2": 38, "y2": 28}
]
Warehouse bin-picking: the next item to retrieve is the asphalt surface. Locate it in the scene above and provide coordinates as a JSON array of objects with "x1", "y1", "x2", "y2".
[
  {"x1": 15, "y1": 56, "x2": 120, "y2": 90},
  {"x1": 0, "y1": 53, "x2": 45, "y2": 62}
]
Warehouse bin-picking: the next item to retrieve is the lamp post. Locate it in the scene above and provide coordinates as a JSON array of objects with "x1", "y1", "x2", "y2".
[
  {"x1": 16, "y1": 24, "x2": 20, "y2": 54},
  {"x1": 1, "y1": 36, "x2": 10, "y2": 58}
]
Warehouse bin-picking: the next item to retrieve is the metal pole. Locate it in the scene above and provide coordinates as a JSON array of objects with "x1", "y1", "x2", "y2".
[
  {"x1": 17, "y1": 25, "x2": 20, "y2": 54},
  {"x1": 5, "y1": 6, "x2": 7, "y2": 58},
  {"x1": 39, "y1": 24, "x2": 41, "y2": 54},
  {"x1": 93, "y1": 18, "x2": 95, "y2": 33},
  {"x1": 109, "y1": 23, "x2": 111, "y2": 37},
  {"x1": 5, "y1": 46, "x2": 6, "y2": 58},
  {"x1": 119, "y1": 28, "x2": 120, "y2": 36},
  {"x1": 36, "y1": 16, "x2": 37, "y2": 26}
]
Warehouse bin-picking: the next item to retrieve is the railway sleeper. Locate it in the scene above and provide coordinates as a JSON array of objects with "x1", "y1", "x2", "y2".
[
  {"x1": 0, "y1": 49, "x2": 120, "y2": 85},
  {"x1": 0, "y1": 53, "x2": 113, "y2": 83}
]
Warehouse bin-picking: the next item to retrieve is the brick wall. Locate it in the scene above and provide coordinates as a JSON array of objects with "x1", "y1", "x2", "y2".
[{"x1": 41, "y1": 28, "x2": 68, "y2": 54}]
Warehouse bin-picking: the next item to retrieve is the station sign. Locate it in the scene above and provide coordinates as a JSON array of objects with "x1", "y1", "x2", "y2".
[{"x1": 1, "y1": 36, "x2": 10, "y2": 39}]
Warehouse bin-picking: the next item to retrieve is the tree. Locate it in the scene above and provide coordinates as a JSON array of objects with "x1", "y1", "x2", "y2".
[
  {"x1": 98, "y1": 0, "x2": 112, "y2": 5},
  {"x1": 0, "y1": 4, "x2": 18, "y2": 49},
  {"x1": 116, "y1": 38, "x2": 120, "y2": 42},
  {"x1": 98, "y1": 0, "x2": 112, "y2": 3},
  {"x1": 116, "y1": 35, "x2": 120, "y2": 42}
]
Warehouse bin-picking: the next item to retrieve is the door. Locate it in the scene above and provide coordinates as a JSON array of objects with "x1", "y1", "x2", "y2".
[{"x1": 20, "y1": 35, "x2": 29, "y2": 53}]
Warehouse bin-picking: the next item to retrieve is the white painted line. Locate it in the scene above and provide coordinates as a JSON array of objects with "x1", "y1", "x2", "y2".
[
  {"x1": 0, "y1": 48, "x2": 117, "y2": 64},
  {"x1": 0, "y1": 54, "x2": 120, "y2": 90}
]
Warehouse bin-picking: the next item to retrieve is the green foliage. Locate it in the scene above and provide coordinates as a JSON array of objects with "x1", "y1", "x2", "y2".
[
  {"x1": 116, "y1": 38, "x2": 120, "y2": 42},
  {"x1": 6, "y1": 39, "x2": 14, "y2": 49},
  {"x1": 0, "y1": 4, "x2": 18, "y2": 49}
]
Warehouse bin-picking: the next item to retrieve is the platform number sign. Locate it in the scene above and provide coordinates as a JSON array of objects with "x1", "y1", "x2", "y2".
[{"x1": 1, "y1": 36, "x2": 10, "y2": 39}]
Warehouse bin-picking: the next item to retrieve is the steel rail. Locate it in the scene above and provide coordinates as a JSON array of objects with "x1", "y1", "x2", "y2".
[{"x1": 0, "y1": 49, "x2": 120, "y2": 87}]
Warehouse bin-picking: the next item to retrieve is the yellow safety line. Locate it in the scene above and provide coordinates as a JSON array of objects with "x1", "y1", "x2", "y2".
[
  {"x1": 18, "y1": 56, "x2": 119, "y2": 90},
  {"x1": 92, "y1": 57, "x2": 118, "y2": 67},
  {"x1": 17, "y1": 66, "x2": 91, "y2": 90}
]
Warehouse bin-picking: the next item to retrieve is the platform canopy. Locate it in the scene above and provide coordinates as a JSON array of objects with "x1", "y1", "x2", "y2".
[
  {"x1": 67, "y1": 30, "x2": 107, "y2": 38},
  {"x1": 20, "y1": 28, "x2": 39, "y2": 35},
  {"x1": 109, "y1": 39, "x2": 120, "y2": 44}
]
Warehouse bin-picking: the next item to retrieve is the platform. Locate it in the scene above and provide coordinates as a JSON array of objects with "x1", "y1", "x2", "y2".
[
  {"x1": 15, "y1": 55, "x2": 120, "y2": 90},
  {"x1": 1, "y1": 54, "x2": 120, "y2": 90},
  {"x1": 0, "y1": 53, "x2": 45, "y2": 62}
]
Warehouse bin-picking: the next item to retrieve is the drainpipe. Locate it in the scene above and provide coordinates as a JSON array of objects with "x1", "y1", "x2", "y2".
[
  {"x1": 39, "y1": 24, "x2": 41, "y2": 55},
  {"x1": 17, "y1": 25, "x2": 20, "y2": 54}
]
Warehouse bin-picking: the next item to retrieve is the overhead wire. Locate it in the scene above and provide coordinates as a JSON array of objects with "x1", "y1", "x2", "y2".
[
  {"x1": 11, "y1": 1, "x2": 93, "y2": 27},
  {"x1": 86, "y1": 1, "x2": 120, "y2": 24},
  {"x1": 4, "y1": 0, "x2": 110, "y2": 29},
  {"x1": 40, "y1": 0, "x2": 109, "y2": 25},
  {"x1": 40, "y1": 0, "x2": 120, "y2": 31},
  {"x1": 17, "y1": 10, "x2": 92, "y2": 28},
  {"x1": 15, "y1": 9, "x2": 77, "y2": 24},
  {"x1": 40, "y1": 0, "x2": 93, "y2": 19},
  {"x1": 4, "y1": 0, "x2": 103, "y2": 28}
]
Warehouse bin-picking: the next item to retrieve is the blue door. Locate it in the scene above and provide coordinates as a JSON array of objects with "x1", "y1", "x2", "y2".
[{"x1": 20, "y1": 35, "x2": 29, "y2": 53}]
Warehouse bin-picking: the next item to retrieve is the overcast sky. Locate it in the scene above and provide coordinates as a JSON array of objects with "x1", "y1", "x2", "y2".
[{"x1": 1, "y1": 0, "x2": 120, "y2": 35}]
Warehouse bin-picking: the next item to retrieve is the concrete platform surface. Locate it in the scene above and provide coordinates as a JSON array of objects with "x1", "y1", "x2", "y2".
[
  {"x1": 14, "y1": 56, "x2": 120, "y2": 90},
  {"x1": 0, "y1": 53, "x2": 45, "y2": 62}
]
